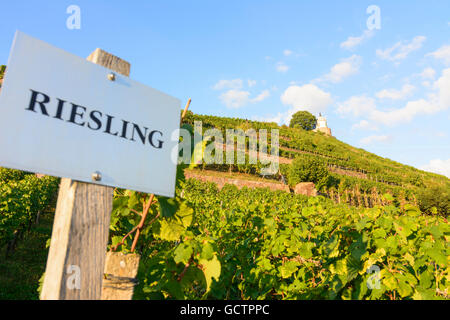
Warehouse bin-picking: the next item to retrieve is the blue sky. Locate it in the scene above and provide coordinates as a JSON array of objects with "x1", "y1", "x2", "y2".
[{"x1": 0, "y1": 1, "x2": 449, "y2": 176}]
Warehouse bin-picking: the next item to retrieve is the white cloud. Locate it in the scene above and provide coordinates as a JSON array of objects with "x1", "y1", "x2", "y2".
[
  {"x1": 420, "y1": 158, "x2": 450, "y2": 178},
  {"x1": 360, "y1": 135, "x2": 392, "y2": 145},
  {"x1": 220, "y1": 89, "x2": 270, "y2": 108},
  {"x1": 281, "y1": 84, "x2": 333, "y2": 118},
  {"x1": 419, "y1": 67, "x2": 436, "y2": 80},
  {"x1": 376, "y1": 36, "x2": 426, "y2": 62},
  {"x1": 338, "y1": 68, "x2": 450, "y2": 126},
  {"x1": 351, "y1": 120, "x2": 378, "y2": 131},
  {"x1": 283, "y1": 49, "x2": 293, "y2": 56},
  {"x1": 340, "y1": 30, "x2": 375, "y2": 50},
  {"x1": 247, "y1": 79, "x2": 257, "y2": 87},
  {"x1": 252, "y1": 90, "x2": 271, "y2": 103},
  {"x1": 337, "y1": 95, "x2": 376, "y2": 117},
  {"x1": 253, "y1": 112, "x2": 286, "y2": 125},
  {"x1": 435, "y1": 68, "x2": 450, "y2": 108},
  {"x1": 220, "y1": 90, "x2": 250, "y2": 108},
  {"x1": 369, "y1": 99, "x2": 435, "y2": 125},
  {"x1": 427, "y1": 45, "x2": 450, "y2": 65},
  {"x1": 263, "y1": 84, "x2": 332, "y2": 125},
  {"x1": 315, "y1": 55, "x2": 362, "y2": 83},
  {"x1": 276, "y1": 62, "x2": 289, "y2": 73},
  {"x1": 213, "y1": 79, "x2": 243, "y2": 90},
  {"x1": 379, "y1": 73, "x2": 394, "y2": 82},
  {"x1": 376, "y1": 84, "x2": 415, "y2": 100},
  {"x1": 422, "y1": 81, "x2": 431, "y2": 88}
]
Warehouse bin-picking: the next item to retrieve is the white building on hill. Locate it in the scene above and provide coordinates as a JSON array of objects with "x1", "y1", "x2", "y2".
[{"x1": 313, "y1": 113, "x2": 332, "y2": 136}]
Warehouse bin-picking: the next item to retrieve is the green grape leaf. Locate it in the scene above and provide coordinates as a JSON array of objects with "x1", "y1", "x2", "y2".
[
  {"x1": 158, "y1": 196, "x2": 180, "y2": 218},
  {"x1": 396, "y1": 278, "x2": 413, "y2": 297},
  {"x1": 175, "y1": 201, "x2": 194, "y2": 228},
  {"x1": 323, "y1": 233, "x2": 340, "y2": 258},
  {"x1": 127, "y1": 191, "x2": 140, "y2": 209},
  {"x1": 199, "y1": 255, "x2": 221, "y2": 292},
  {"x1": 299, "y1": 242, "x2": 315, "y2": 259},
  {"x1": 174, "y1": 243, "x2": 193, "y2": 265},
  {"x1": 426, "y1": 244, "x2": 447, "y2": 266},
  {"x1": 330, "y1": 259, "x2": 347, "y2": 276},
  {"x1": 404, "y1": 204, "x2": 421, "y2": 217},
  {"x1": 159, "y1": 219, "x2": 185, "y2": 241},
  {"x1": 372, "y1": 228, "x2": 386, "y2": 239},
  {"x1": 200, "y1": 242, "x2": 215, "y2": 261},
  {"x1": 279, "y1": 261, "x2": 300, "y2": 279},
  {"x1": 382, "y1": 271, "x2": 397, "y2": 291},
  {"x1": 346, "y1": 255, "x2": 362, "y2": 281}
]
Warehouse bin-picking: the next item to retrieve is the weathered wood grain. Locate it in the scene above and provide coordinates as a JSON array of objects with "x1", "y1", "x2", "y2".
[
  {"x1": 101, "y1": 252, "x2": 140, "y2": 300},
  {"x1": 41, "y1": 180, "x2": 113, "y2": 299},
  {"x1": 87, "y1": 48, "x2": 130, "y2": 77}
]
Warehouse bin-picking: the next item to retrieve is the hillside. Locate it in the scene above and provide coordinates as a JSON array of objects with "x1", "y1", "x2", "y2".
[
  {"x1": 182, "y1": 111, "x2": 449, "y2": 214},
  {"x1": 1, "y1": 100, "x2": 448, "y2": 301},
  {"x1": 0, "y1": 65, "x2": 448, "y2": 301}
]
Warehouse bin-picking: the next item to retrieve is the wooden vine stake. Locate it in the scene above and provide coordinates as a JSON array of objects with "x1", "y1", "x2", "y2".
[
  {"x1": 41, "y1": 49, "x2": 131, "y2": 300},
  {"x1": 101, "y1": 251, "x2": 140, "y2": 300}
]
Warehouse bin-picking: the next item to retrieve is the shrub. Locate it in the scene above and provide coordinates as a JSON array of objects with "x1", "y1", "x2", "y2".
[
  {"x1": 289, "y1": 111, "x2": 317, "y2": 131},
  {"x1": 287, "y1": 156, "x2": 329, "y2": 188},
  {"x1": 417, "y1": 185, "x2": 450, "y2": 216},
  {"x1": 0, "y1": 167, "x2": 32, "y2": 183}
]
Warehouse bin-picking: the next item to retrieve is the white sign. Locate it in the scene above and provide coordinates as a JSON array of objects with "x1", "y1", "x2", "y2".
[{"x1": 0, "y1": 31, "x2": 180, "y2": 197}]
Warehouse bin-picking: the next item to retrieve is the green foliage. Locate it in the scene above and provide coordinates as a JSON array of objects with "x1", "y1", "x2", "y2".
[
  {"x1": 417, "y1": 185, "x2": 449, "y2": 217},
  {"x1": 180, "y1": 179, "x2": 449, "y2": 300},
  {"x1": 288, "y1": 156, "x2": 329, "y2": 187},
  {"x1": 185, "y1": 111, "x2": 449, "y2": 191},
  {"x1": 180, "y1": 112, "x2": 450, "y2": 215},
  {"x1": 110, "y1": 188, "x2": 221, "y2": 299},
  {"x1": 0, "y1": 211, "x2": 53, "y2": 300},
  {"x1": 110, "y1": 174, "x2": 449, "y2": 300},
  {"x1": 0, "y1": 168, "x2": 59, "y2": 247},
  {"x1": 0, "y1": 111, "x2": 448, "y2": 301},
  {"x1": 0, "y1": 65, "x2": 5, "y2": 80},
  {"x1": 289, "y1": 111, "x2": 317, "y2": 131},
  {"x1": 0, "y1": 167, "x2": 31, "y2": 183},
  {"x1": 110, "y1": 135, "x2": 222, "y2": 299}
]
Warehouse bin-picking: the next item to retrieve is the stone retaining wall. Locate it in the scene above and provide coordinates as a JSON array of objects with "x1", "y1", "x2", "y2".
[
  {"x1": 294, "y1": 182, "x2": 318, "y2": 196},
  {"x1": 184, "y1": 170, "x2": 290, "y2": 192}
]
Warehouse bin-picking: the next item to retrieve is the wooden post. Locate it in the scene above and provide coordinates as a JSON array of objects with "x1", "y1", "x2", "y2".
[
  {"x1": 41, "y1": 49, "x2": 130, "y2": 300},
  {"x1": 101, "y1": 252, "x2": 140, "y2": 300},
  {"x1": 181, "y1": 98, "x2": 192, "y2": 120}
]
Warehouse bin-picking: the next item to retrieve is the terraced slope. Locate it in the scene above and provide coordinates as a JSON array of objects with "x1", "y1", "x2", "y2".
[{"x1": 182, "y1": 111, "x2": 449, "y2": 212}]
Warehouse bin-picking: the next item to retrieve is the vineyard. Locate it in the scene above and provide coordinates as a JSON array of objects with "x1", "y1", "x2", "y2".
[
  {"x1": 183, "y1": 111, "x2": 448, "y2": 189},
  {"x1": 109, "y1": 175, "x2": 449, "y2": 300},
  {"x1": 0, "y1": 108, "x2": 449, "y2": 300},
  {"x1": 0, "y1": 0, "x2": 449, "y2": 305},
  {"x1": 0, "y1": 168, "x2": 59, "y2": 255},
  {"x1": 183, "y1": 111, "x2": 449, "y2": 215}
]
